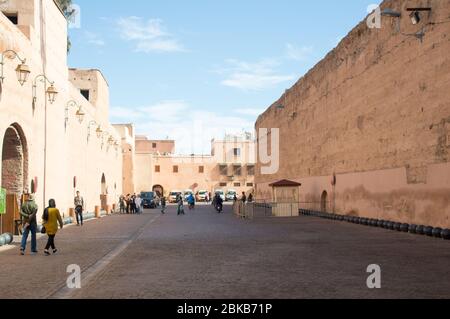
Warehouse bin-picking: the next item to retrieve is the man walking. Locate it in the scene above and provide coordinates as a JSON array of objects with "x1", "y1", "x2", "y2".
[
  {"x1": 177, "y1": 194, "x2": 185, "y2": 215},
  {"x1": 161, "y1": 196, "x2": 166, "y2": 214},
  {"x1": 20, "y1": 194, "x2": 38, "y2": 255},
  {"x1": 241, "y1": 192, "x2": 247, "y2": 204},
  {"x1": 74, "y1": 191, "x2": 84, "y2": 226}
]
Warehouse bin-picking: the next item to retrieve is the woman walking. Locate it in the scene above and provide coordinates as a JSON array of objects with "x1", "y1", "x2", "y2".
[{"x1": 42, "y1": 199, "x2": 64, "y2": 256}]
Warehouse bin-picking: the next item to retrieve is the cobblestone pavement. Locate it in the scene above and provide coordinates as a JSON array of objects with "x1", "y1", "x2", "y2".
[{"x1": 1, "y1": 204, "x2": 450, "y2": 299}]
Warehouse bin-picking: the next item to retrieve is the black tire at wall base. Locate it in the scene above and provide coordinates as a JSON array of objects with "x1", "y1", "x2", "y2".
[
  {"x1": 394, "y1": 223, "x2": 402, "y2": 232},
  {"x1": 0, "y1": 233, "x2": 14, "y2": 246},
  {"x1": 400, "y1": 224, "x2": 409, "y2": 232},
  {"x1": 441, "y1": 229, "x2": 450, "y2": 240},
  {"x1": 424, "y1": 226, "x2": 434, "y2": 237},
  {"x1": 416, "y1": 226, "x2": 425, "y2": 235},
  {"x1": 409, "y1": 225, "x2": 418, "y2": 234},
  {"x1": 432, "y1": 228, "x2": 443, "y2": 238}
]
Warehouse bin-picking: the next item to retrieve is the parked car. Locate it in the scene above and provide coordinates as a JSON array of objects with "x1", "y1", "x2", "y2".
[
  {"x1": 141, "y1": 192, "x2": 157, "y2": 209},
  {"x1": 196, "y1": 190, "x2": 208, "y2": 202},
  {"x1": 226, "y1": 190, "x2": 237, "y2": 201},
  {"x1": 169, "y1": 191, "x2": 182, "y2": 203}
]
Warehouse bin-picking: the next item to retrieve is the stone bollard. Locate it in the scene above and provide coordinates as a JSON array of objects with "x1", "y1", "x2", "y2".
[
  {"x1": 112, "y1": 204, "x2": 117, "y2": 213},
  {"x1": 69, "y1": 208, "x2": 75, "y2": 219},
  {"x1": 95, "y1": 206, "x2": 101, "y2": 218},
  {"x1": 106, "y1": 205, "x2": 111, "y2": 216}
]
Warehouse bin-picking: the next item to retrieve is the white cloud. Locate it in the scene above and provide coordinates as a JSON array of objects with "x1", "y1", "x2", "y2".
[
  {"x1": 111, "y1": 101, "x2": 254, "y2": 154},
  {"x1": 235, "y1": 108, "x2": 265, "y2": 116},
  {"x1": 85, "y1": 31, "x2": 105, "y2": 46},
  {"x1": 117, "y1": 17, "x2": 185, "y2": 53},
  {"x1": 220, "y1": 59, "x2": 295, "y2": 91},
  {"x1": 286, "y1": 43, "x2": 313, "y2": 61}
]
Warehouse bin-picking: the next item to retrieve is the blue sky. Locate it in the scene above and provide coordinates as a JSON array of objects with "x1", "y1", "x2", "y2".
[{"x1": 68, "y1": 0, "x2": 381, "y2": 154}]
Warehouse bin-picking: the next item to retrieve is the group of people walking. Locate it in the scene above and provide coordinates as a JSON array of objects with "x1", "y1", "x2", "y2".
[
  {"x1": 119, "y1": 194, "x2": 143, "y2": 214},
  {"x1": 20, "y1": 195, "x2": 64, "y2": 256},
  {"x1": 20, "y1": 191, "x2": 88, "y2": 256}
]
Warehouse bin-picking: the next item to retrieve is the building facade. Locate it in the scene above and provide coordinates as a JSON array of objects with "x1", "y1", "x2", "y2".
[
  {"x1": 134, "y1": 133, "x2": 256, "y2": 198},
  {"x1": 255, "y1": 0, "x2": 450, "y2": 228},
  {"x1": 0, "y1": 0, "x2": 123, "y2": 233}
]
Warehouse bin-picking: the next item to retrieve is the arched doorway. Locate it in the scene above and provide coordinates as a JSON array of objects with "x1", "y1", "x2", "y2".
[
  {"x1": 153, "y1": 185, "x2": 164, "y2": 197},
  {"x1": 1, "y1": 124, "x2": 28, "y2": 234},
  {"x1": 100, "y1": 173, "x2": 108, "y2": 211},
  {"x1": 321, "y1": 191, "x2": 328, "y2": 213},
  {"x1": 101, "y1": 173, "x2": 107, "y2": 195}
]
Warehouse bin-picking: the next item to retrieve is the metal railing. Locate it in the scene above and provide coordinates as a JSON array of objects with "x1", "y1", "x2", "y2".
[{"x1": 233, "y1": 200, "x2": 332, "y2": 220}]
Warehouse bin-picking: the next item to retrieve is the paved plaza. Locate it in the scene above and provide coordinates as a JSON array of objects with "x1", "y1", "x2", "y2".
[{"x1": 0, "y1": 204, "x2": 449, "y2": 299}]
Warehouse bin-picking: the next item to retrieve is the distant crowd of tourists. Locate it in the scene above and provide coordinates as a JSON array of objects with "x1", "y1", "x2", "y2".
[{"x1": 118, "y1": 194, "x2": 143, "y2": 214}]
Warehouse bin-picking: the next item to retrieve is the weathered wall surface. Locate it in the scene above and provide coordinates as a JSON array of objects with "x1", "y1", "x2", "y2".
[
  {"x1": 255, "y1": 0, "x2": 450, "y2": 228},
  {"x1": 134, "y1": 137, "x2": 256, "y2": 197},
  {"x1": 135, "y1": 137, "x2": 175, "y2": 155},
  {"x1": 0, "y1": 0, "x2": 122, "y2": 224}
]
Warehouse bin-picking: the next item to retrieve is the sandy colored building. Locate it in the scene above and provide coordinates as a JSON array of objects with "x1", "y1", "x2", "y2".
[
  {"x1": 0, "y1": 0, "x2": 123, "y2": 233},
  {"x1": 255, "y1": 0, "x2": 450, "y2": 228},
  {"x1": 134, "y1": 133, "x2": 256, "y2": 198}
]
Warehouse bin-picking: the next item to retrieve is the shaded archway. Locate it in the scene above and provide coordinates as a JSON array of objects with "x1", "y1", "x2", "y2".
[
  {"x1": 100, "y1": 173, "x2": 108, "y2": 211},
  {"x1": 1, "y1": 124, "x2": 28, "y2": 234},
  {"x1": 101, "y1": 173, "x2": 107, "y2": 195},
  {"x1": 153, "y1": 185, "x2": 164, "y2": 197},
  {"x1": 321, "y1": 191, "x2": 328, "y2": 213}
]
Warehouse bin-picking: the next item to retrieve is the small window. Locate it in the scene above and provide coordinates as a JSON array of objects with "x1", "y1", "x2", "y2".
[
  {"x1": 155, "y1": 166, "x2": 160, "y2": 173},
  {"x1": 247, "y1": 183, "x2": 254, "y2": 187},
  {"x1": 80, "y1": 89, "x2": 90, "y2": 101},
  {"x1": 4, "y1": 13, "x2": 18, "y2": 25},
  {"x1": 234, "y1": 183, "x2": 241, "y2": 187},
  {"x1": 173, "y1": 166, "x2": 179, "y2": 173},
  {"x1": 152, "y1": 143, "x2": 157, "y2": 149},
  {"x1": 234, "y1": 166, "x2": 242, "y2": 176},
  {"x1": 220, "y1": 183, "x2": 227, "y2": 187},
  {"x1": 219, "y1": 165, "x2": 228, "y2": 176},
  {"x1": 199, "y1": 166, "x2": 204, "y2": 173},
  {"x1": 233, "y1": 148, "x2": 241, "y2": 156}
]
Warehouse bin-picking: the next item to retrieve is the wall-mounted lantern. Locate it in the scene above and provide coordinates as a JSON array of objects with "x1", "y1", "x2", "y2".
[
  {"x1": 65, "y1": 100, "x2": 86, "y2": 128},
  {"x1": 32, "y1": 74, "x2": 58, "y2": 107},
  {"x1": 0, "y1": 50, "x2": 31, "y2": 86}
]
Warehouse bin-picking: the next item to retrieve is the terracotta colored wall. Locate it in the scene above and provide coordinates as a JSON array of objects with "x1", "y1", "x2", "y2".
[
  {"x1": 0, "y1": 0, "x2": 123, "y2": 220},
  {"x1": 135, "y1": 148, "x2": 256, "y2": 196},
  {"x1": 255, "y1": 0, "x2": 450, "y2": 228},
  {"x1": 135, "y1": 138, "x2": 175, "y2": 155}
]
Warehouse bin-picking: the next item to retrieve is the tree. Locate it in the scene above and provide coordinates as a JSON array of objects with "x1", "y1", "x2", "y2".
[
  {"x1": 55, "y1": 0, "x2": 76, "y2": 20},
  {"x1": 55, "y1": 0, "x2": 76, "y2": 53}
]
